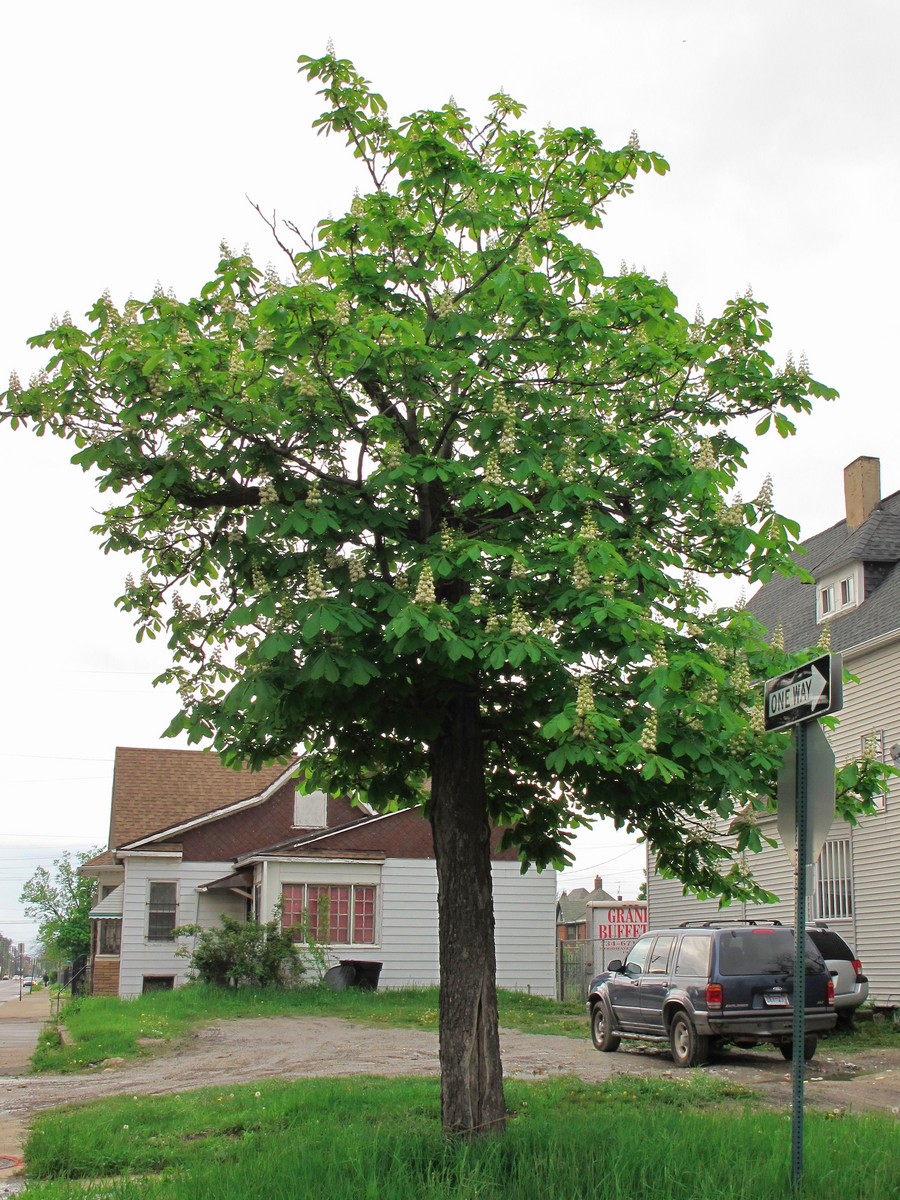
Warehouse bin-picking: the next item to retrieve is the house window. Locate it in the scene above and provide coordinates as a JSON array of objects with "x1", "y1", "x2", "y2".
[
  {"x1": 97, "y1": 919, "x2": 121, "y2": 956},
  {"x1": 817, "y1": 569, "x2": 859, "y2": 622},
  {"x1": 142, "y1": 976, "x2": 175, "y2": 993},
  {"x1": 147, "y1": 882, "x2": 177, "y2": 941},
  {"x1": 280, "y1": 883, "x2": 377, "y2": 945},
  {"x1": 813, "y1": 839, "x2": 853, "y2": 920}
]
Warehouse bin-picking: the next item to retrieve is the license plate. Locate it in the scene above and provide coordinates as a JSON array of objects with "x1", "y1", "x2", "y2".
[{"x1": 765, "y1": 993, "x2": 790, "y2": 1007}]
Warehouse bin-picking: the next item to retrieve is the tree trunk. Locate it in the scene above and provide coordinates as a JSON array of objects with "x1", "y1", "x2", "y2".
[{"x1": 429, "y1": 686, "x2": 507, "y2": 1136}]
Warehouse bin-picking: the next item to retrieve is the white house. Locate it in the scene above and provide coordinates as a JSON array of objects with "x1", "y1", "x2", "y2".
[
  {"x1": 648, "y1": 457, "x2": 900, "y2": 1011},
  {"x1": 82, "y1": 746, "x2": 557, "y2": 998}
]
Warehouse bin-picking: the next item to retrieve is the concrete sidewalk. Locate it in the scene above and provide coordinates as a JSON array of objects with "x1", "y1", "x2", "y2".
[{"x1": 0, "y1": 988, "x2": 53, "y2": 1077}]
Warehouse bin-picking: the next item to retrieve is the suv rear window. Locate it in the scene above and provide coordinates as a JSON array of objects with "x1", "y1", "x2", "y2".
[
  {"x1": 717, "y1": 929, "x2": 825, "y2": 976},
  {"x1": 808, "y1": 930, "x2": 854, "y2": 961}
]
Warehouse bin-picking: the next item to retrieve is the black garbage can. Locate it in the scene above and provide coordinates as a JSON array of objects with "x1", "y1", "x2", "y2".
[{"x1": 339, "y1": 960, "x2": 383, "y2": 990}]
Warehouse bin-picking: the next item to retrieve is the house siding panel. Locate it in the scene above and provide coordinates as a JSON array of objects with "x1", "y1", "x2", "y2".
[
  {"x1": 118, "y1": 856, "x2": 239, "y2": 998},
  {"x1": 648, "y1": 641, "x2": 900, "y2": 1007}
]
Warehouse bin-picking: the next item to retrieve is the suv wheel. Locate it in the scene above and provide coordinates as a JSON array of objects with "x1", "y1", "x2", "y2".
[
  {"x1": 590, "y1": 1001, "x2": 621, "y2": 1053},
  {"x1": 779, "y1": 1035, "x2": 817, "y2": 1061},
  {"x1": 669, "y1": 1011, "x2": 709, "y2": 1068}
]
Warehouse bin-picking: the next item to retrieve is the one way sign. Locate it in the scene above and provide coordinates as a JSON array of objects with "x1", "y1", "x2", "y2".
[{"x1": 763, "y1": 653, "x2": 843, "y2": 732}]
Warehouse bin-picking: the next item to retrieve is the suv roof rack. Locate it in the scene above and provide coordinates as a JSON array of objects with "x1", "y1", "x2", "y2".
[{"x1": 676, "y1": 919, "x2": 783, "y2": 928}]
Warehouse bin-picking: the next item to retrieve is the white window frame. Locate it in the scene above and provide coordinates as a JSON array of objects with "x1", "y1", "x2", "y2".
[
  {"x1": 812, "y1": 839, "x2": 853, "y2": 920},
  {"x1": 146, "y1": 880, "x2": 179, "y2": 942},
  {"x1": 816, "y1": 566, "x2": 861, "y2": 622},
  {"x1": 280, "y1": 882, "x2": 379, "y2": 947}
]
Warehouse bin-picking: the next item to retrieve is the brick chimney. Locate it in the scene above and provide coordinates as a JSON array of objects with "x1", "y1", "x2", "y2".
[
  {"x1": 844, "y1": 457, "x2": 881, "y2": 531},
  {"x1": 594, "y1": 875, "x2": 603, "y2": 891}
]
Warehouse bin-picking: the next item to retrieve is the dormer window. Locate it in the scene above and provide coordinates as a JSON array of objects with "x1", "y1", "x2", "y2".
[{"x1": 817, "y1": 567, "x2": 860, "y2": 622}]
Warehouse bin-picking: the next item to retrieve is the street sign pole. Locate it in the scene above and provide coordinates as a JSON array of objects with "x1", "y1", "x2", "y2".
[
  {"x1": 791, "y1": 722, "x2": 809, "y2": 1191},
  {"x1": 765, "y1": 652, "x2": 843, "y2": 1193}
]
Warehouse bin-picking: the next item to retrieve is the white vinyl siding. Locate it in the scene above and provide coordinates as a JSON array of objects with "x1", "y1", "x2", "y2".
[
  {"x1": 117, "y1": 857, "x2": 244, "y2": 998},
  {"x1": 264, "y1": 856, "x2": 557, "y2": 995},
  {"x1": 648, "y1": 635, "x2": 900, "y2": 1008}
]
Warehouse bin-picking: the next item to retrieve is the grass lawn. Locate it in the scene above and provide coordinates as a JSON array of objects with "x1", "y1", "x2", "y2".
[
  {"x1": 21, "y1": 1074, "x2": 900, "y2": 1199},
  {"x1": 33, "y1": 983, "x2": 899, "y2": 1075}
]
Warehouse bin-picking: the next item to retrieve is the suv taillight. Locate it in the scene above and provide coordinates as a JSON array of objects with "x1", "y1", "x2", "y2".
[
  {"x1": 852, "y1": 958, "x2": 862, "y2": 976},
  {"x1": 827, "y1": 977, "x2": 835, "y2": 1004},
  {"x1": 706, "y1": 983, "x2": 723, "y2": 1010}
]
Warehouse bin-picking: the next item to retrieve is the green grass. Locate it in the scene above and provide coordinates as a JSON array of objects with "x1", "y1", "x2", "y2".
[
  {"x1": 31, "y1": 984, "x2": 900, "y2": 1076},
  {"x1": 21, "y1": 1074, "x2": 900, "y2": 1199},
  {"x1": 31, "y1": 984, "x2": 587, "y2": 1073}
]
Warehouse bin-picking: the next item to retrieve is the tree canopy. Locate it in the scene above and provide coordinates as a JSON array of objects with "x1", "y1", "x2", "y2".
[
  {"x1": 19, "y1": 849, "x2": 99, "y2": 962},
  {"x1": 2, "y1": 49, "x2": 888, "y2": 1132}
]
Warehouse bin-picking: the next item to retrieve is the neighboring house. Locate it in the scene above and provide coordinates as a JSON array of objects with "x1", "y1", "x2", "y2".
[
  {"x1": 82, "y1": 746, "x2": 557, "y2": 998},
  {"x1": 556, "y1": 876, "x2": 617, "y2": 941},
  {"x1": 648, "y1": 457, "x2": 900, "y2": 1010}
]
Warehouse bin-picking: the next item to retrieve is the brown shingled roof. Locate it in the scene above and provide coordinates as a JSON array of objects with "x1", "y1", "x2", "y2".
[{"x1": 105, "y1": 746, "x2": 296, "y2": 852}]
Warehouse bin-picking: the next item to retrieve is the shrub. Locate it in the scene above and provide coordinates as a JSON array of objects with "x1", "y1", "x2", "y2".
[{"x1": 175, "y1": 916, "x2": 304, "y2": 988}]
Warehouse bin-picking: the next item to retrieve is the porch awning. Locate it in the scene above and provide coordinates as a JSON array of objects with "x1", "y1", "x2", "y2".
[
  {"x1": 90, "y1": 885, "x2": 124, "y2": 918},
  {"x1": 198, "y1": 869, "x2": 254, "y2": 893}
]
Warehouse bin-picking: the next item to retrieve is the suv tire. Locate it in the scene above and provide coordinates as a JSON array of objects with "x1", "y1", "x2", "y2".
[
  {"x1": 590, "y1": 1001, "x2": 621, "y2": 1053},
  {"x1": 779, "y1": 1035, "x2": 817, "y2": 1062},
  {"x1": 669, "y1": 1010, "x2": 710, "y2": 1068}
]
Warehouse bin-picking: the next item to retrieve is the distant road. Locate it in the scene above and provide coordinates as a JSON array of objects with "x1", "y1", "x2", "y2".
[{"x1": 0, "y1": 978, "x2": 27, "y2": 1006}]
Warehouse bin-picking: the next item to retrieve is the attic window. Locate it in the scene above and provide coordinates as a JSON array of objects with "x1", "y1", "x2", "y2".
[
  {"x1": 293, "y1": 789, "x2": 328, "y2": 828},
  {"x1": 817, "y1": 568, "x2": 859, "y2": 622}
]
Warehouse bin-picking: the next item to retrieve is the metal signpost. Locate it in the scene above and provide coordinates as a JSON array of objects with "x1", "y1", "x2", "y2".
[{"x1": 765, "y1": 653, "x2": 842, "y2": 1190}]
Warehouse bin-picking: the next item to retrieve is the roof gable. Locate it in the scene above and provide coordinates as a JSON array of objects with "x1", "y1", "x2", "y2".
[
  {"x1": 748, "y1": 484, "x2": 900, "y2": 653},
  {"x1": 106, "y1": 746, "x2": 297, "y2": 851}
]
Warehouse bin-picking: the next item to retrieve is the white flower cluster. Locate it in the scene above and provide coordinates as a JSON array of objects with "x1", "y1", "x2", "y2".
[
  {"x1": 7, "y1": 371, "x2": 21, "y2": 396},
  {"x1": 351, "y1": 195, "x2": 365, "y2": 217},
  {"x1": 533, "y1": 211, "x2": 552, "y2": 236},
  {"x1": 263, "y1": 264, "x2": 282, "y2": 293},
  {"x1": 252, "y1": 564, "x2": 268, "y2": 593},
  {"x1": 798, "y1": 351, "x2": 810, "y2": 377},
  {"x1": 723, "y1": 494, "x2": 744, "y2": 526},
  {"x1": 560, "y1": 452, "x2": 577, "y2": 483},
  {"x1": 439, "y1": 522, "x2": 453, "y2": 551},
  {"x1": 307, "y1": 564, "x2": 325, "y2": 599},
  {"x1": 540, "y1": 616, "x2": 555, "y2": 640},
  {"x1": 516, "y1": 241, "x2": 533, "y2": 270},
  {"x1": 572, "y1": 555, "x2": 591, "y2": 589},
  {"x1": 414, "y1": 563, "x2": 436, "y2": 606},
  {"x1": 227, "y1": 529, "x2": 242, "y2": 543},
  {"x1": 510, "y1": 558, "x2": 526, "y2": 579},
  {"x1": 299, "y1": 378, "x2": 319, "y2": 397},
  {"x1": 227, "y1": 348, "x2": 242, "y2": 377},
  {"x1": 148, "y1": 374, "x2": 167, "y2": 399},
  {"x1": 259, "y1": 480, "x2": 278, "y2": 504},
  {"x1": 325, "y1": 548, "x2": 343, "y2": 569},
  {"x1": 694, "y1": 440, "x2": 716, "y2": 471},
  {"x1": 749, "y1": 702, "x2": 765, "y2": 736},
  {"x1": 384, "y1": 442, "x2": 403, "y2": 468},
  {"x1": 394, "y1": 570, "x2": 409, "y2": 592},
  {"x1": 435, "y1": 291, "x2": 455, "y2": 318},
  {"x1": 818, "y1": 621, "x2": 831, "y2": 651},
  {"x1": 653, "y1": 645, "x2": 668, "y2": 670},
  {"x1": 862, "y1": 731, "x2": 878, "y2": 762},
  {"x1": 485, "y1": 605, "x2": 500, "y2": 633},
  {"x1": 255, "y1": 330, "x2": 274, "y2": 352},
  {"x1": 628, "y1": 129, "x2": 640, "y2": 152},
  {"x1": 639, "y1": 712, "x2": 657, "y2": 751},
  {"x1": 377, "y1": 329, "x2": 395, "y2": 346},
  {"x1": 510, "y1": 598, "x2": 530, "y2": 636},
  {"x1": 176, "y1": 327, "x2": 192, "y2": 347},
  {"x1": 483, "y1": 452, "x2": 502, "y2": 485},
  {"x1": 579, "y1": 511, "x2": 598, "y2": 541},
  {"x1": 575, "y1": 676, "x2": 594, "y2": 717},
  {"x1": 334, "y1": 297, "x2": 351, "y2": 326},
  {"x1": 348, "y1": 557, "x2": 366, "y2": 583},
  {"x1": 731, "y1": 658, "x2": 750, "y2": 693},
  {"x1": 233, "y1": 312, "x2": 250, "y2": 332},
  {"x1": 755, "y1": 474, "x2": 774, "y2": 509},
  {"x1": 771, "y1": 622, "x2": 784, "y2": 651},
  {"x1": 306, "y1": 481, "x2": 322, "y2": 510}
]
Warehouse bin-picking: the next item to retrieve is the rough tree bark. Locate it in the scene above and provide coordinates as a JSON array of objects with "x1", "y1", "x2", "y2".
[{"x1": 429, "y1": 686, "x2": 507, "y2": 1136}]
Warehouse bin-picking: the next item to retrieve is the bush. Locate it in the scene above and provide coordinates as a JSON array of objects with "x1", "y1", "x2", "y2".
[{"x1": 175, "y1": 916, "x2": 304, "y2": 988}]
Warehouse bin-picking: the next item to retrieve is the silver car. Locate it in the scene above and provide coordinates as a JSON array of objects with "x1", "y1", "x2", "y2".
[{"x1": 808, "y1": 925, "x2": 868, "y2": 1025}]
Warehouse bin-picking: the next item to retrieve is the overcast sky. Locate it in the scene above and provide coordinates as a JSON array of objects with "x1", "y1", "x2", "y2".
[{"x1": 2, "y1": 1, "x2": 897, "y2": 944}]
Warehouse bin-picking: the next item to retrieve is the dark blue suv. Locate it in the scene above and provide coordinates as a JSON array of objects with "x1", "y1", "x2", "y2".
[{"x1": 587, "y1": 920, "x2": 836, "y2": 1067}]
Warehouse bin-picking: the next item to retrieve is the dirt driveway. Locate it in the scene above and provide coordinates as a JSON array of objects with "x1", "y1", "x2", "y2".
[{"x1": 3, "y1": 1016, "x2": 900, "y2": 1138}]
